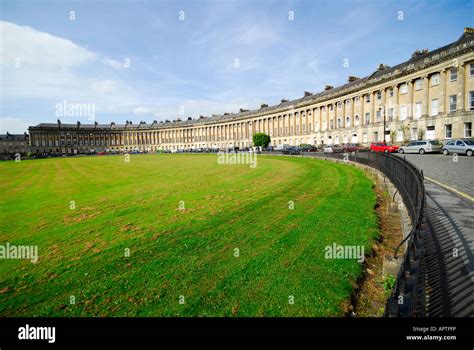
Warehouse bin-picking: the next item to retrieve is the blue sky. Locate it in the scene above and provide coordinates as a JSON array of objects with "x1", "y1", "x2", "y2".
[{"x1": 1, "y1": 0, "x2": 473, "y2": 133}]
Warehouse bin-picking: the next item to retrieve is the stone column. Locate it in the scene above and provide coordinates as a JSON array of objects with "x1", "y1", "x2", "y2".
[
  {"x1": 324, "y1": 106, "x2": 329, "y2": 130},
  {"x1": 438, "y1": 69, "x2": 447, "y2": 114},
  {"x1": 292, "y1": 111, "x2": 296, "y2": 134},
  {"x1": 407, "y1": 81, "x2": 414, "y2": 119},
  {"x1": 288, "y1": 114, "x2": 291, "y2": 135},
  {"x1": 458, "y1": 61, "x2": 465, "y2": 111},
  {"x1": 306, "y1": 109, "x2": 310, "y2": 137},
  {"x1": 422, "y1": 76, "x2": 429, "y2": 117},
  {"x1": 300, "y1": 112, "x2": 303, "y2": 134},
  {"x1": 393, "y1": 85, "x2": 399, "y2": 120},
  {"x1": 350, "y1": 97, "x2": 355, "y2": 127},
  {"x1": 370, "y1": 92, "x2": 376, "y2": 125},
  {"x1": 342, "y1": 101, "x2": 346, "y2": 128}
]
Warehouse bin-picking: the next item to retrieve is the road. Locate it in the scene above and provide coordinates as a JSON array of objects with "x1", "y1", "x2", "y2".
[
  {"x1": 423, "y1": 181, "x2": 474, "y2": 316},
  {"x1": 395, "y1": 153, "x2": 474, "y2": 198}
]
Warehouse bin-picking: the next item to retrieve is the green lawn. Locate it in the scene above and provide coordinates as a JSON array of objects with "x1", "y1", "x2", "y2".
[{"x1": 0, "y1": 154, "x2": 378, "y2": 316}]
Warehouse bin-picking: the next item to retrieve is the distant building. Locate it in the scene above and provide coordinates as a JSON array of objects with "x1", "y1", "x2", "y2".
[
  {"x1": 0, "y1": 133, "x2": 29, "y2": 158},
  {"x1": 26, "y1": 28, "x2": 474, "y2": 154}
]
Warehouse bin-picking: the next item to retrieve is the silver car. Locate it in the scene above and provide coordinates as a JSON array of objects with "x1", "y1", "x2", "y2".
[
  {"x1": 442, "y1": 139, "x2": 474, "y2": 157},
  {"x1": 398, "y1": 140, "x2": 443, "y2": 154}
]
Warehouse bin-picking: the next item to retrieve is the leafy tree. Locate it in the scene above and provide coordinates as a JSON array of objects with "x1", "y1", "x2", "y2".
[{"x1": 252, "y1": 133, "x2": 271, "y2": 148}]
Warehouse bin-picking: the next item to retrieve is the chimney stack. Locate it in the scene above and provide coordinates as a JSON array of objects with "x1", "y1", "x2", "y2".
[{"x1": 325, "y1": 85, "x2": 333, "y2": 91}]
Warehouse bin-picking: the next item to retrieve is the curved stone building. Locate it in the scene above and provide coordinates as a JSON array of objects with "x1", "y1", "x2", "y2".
[{"x1": 28, "y1": 28, "x2": 474, "y2": 154}]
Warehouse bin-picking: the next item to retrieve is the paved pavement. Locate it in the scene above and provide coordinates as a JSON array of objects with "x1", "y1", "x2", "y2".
[
  {"x1": 393, "y1": 153, "x2": 473, "y2": 316},
  {"x1": 395, "y1": 153, "x2": 474, "y2": 198},
  {"x1": 423, "y1": 181, "x2": 474, "y2": 317}
]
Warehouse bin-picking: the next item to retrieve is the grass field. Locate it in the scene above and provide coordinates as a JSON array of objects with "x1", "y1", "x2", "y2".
[{"x1": 0, "y1": 154, "x2": 378, "y2": 316}]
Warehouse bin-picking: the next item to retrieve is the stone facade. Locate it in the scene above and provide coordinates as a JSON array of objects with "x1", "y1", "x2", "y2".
[
  {"x1": 0, "y1": 133, "x2": 29, "y2": 157},
  {"x1": 27, "y1": 28, "x2": 474, "y2": 154}
]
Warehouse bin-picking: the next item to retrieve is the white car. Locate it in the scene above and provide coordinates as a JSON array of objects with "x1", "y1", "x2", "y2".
[
  {"x1": 442, "y1": 139, "x2": 474, "y2": 156},
  {"x1": 323, "y1": 145, "x2": 343, "y2": 153},
  {"x1": 274, "y1": 144, "x2": 290, "y2": 151},
  {"x1": 323, "y1": 145, "x2": 334, "y2": 153}
]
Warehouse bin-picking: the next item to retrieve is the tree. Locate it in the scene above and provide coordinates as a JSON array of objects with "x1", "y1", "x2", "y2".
[
  {"x1": 390, "y1": 130, "x2": 397, "y2": 143},
  {"x1": 402, "y1": 124, "x2": 410, "y2": 143},
  {"x1": 252, "y1": 133, "x2": 271, "y2": 148},
  {"x1": 417, "y1": 128, "x2": 425, "y2": 140}
]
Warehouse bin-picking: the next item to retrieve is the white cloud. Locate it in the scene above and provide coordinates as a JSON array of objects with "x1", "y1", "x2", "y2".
[
  {"x1": 236, "y1": 23, "x2": 279, "y2": 45},
  {"x1": 101, "y1": 58, "x2": 126, "y2": 70},
  {"x1": 0, "y1": 21, "x2": 143, "y2": 117},
  {"x1": 151, "y1": 97, "x2": 260, "y2": 120},
  {"x1": 90, "y1": 79, "x2": 121, "y2": 94},
  {"x1": 0, "y1": 117, "x2": 33, "y2": 134},
  {"x1": 1, "y1": 21, "x2": 95, "y2": 67},
  {"x1": 133, "y1": 106, "x2": 154, "y2": 115}
]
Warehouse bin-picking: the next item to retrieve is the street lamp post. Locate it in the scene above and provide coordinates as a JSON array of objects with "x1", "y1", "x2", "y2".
[{"x1": 379, "y1": 103, "x2": 386, "y2": 143}]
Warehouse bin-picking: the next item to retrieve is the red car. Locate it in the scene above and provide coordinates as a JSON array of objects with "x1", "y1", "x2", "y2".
[{"x1": 370, "y1": 142, "x2": 400, "y2": 153}]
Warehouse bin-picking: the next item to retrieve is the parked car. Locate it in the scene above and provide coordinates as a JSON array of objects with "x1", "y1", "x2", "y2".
[
  {"x1": 341, "y1": 143, "x2": 368, "y2": 152},
  {"x1": 398, "y1": 140, "x2": 443, "y2": 154},
  {"x1": 442, "y1": 139, "x2": 474, "y2": 157},
  {"x1": 274, "y1": 144, "x2": 290, "y2": 151},
  {"x1": 282, "y1": 147, "x2": 301, "y2": 155},
  {"x1": 370, "y1": 142, "x2": 400, "y2": 153},
  {"x1": 33, "y1": 153, "x2": 47, "y2": 159},
  {"x1": 297, "y1": 144, "x2": 318, "y2": 152},
  {"x1": 323, "y1": 145, "x2": 344, "y2": 153},
  {"x1": 298, "y1": 144, "x2": 318, "y2": 152}
]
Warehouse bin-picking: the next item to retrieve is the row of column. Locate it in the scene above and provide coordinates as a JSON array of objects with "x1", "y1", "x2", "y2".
[{"x1": 30, "y1": 61, "x2": 468, "y2": 148}]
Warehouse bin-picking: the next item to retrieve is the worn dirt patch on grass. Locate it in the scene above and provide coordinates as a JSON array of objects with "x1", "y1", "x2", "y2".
[{"x1": 347, "y1": 177, "x2": 404, "y2": 317}]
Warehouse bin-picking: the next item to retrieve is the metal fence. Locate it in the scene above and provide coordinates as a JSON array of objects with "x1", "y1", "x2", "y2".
[{"x1": 267, "y1": 151, "x2": 428, "y2": 317}]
